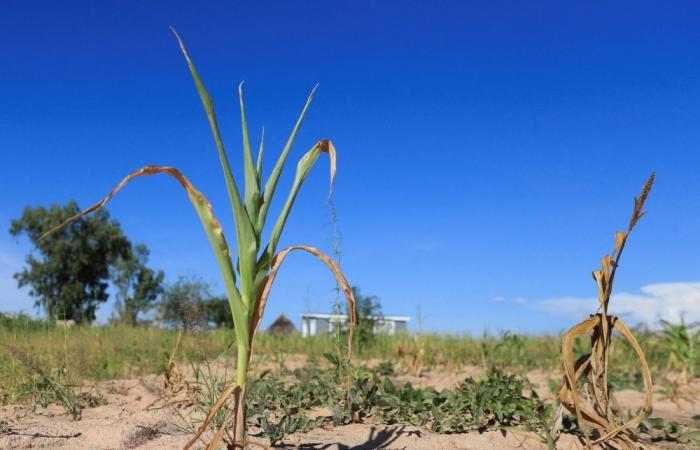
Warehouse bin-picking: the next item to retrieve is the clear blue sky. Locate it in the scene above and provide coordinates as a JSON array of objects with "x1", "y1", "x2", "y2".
[{"x1": 1, "y1": 1, "x2": 699, "y2": 333}]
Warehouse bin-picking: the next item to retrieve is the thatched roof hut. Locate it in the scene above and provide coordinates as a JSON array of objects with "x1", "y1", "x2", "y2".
[{"x1": 267, "y1": 314, "x2": 297, "y2": 335}]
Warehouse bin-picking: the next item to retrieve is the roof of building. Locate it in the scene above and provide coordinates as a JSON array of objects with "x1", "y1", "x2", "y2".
[{"x1": 267, "y1": 314, "x2": 298, "y2": 334}]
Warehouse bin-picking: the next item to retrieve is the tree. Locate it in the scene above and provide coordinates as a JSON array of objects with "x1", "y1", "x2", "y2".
[
  {"x1": 158, "y1": 277, "x2": 232, "y2": 329},
  {"x1": 157, "y1": 276, "x2": 210, "y2": 329},
  {"x1": 347, "y1": 286, "x2": 382, "y2": 345},
  {"x1": 203, "y1": 296, "x2": 234, "y2": 328},
  {"x1": 111, "y1": 243, "x2": 164, "y2": 325},
  {"x1": 10, "y1": 201, "x2": 131, "y2": 323}
]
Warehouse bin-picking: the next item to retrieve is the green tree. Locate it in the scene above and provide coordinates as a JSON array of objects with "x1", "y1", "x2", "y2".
[
  {"x1": 158, "y1": 277, "x2": 232, "y2": 329},
  {"x1": 9, "y1": 201, "x2": 131, "y2": 323},
  {"x1": 203, "y1": 296, "x2": 234, "y2": 328},
  {"x1": 159, "y1": 276, "x2": 209, "y2": 329},
  {"x1": 111, "y1": 243, "x2": 164, "y2": 325},
  {"x1": 347, "y1": 286, "x2": 382, "y2": 345}
]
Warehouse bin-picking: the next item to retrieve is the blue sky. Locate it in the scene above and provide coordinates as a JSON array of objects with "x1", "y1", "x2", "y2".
[{"x1": 1, "y1": 1, "x2": 699, "y2": 333}]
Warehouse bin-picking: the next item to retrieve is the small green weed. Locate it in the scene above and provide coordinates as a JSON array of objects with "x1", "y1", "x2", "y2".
[
  {"x1": 185, "y1": 361, "x2": 236, "y2": 436},
  {"x1": 0, "y1": 420, "x2": 10, "y2": 435},
  {"x1": 6, "y1": 346, "x2": 85, "y2": 420},
  {"x1": 242, "y1": 360, "x2": 552, "y2": 445},
  {"x1": 639, "y1": 416, "x2": 700, "y2": 446},
  {"x1": 429, "y1": 368, "x2": 550, "y2": 434}
]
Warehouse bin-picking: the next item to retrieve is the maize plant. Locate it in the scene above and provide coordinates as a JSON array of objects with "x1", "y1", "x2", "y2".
[
  {"x1": 44, "y1": 30, "x2": 356, "y2": 449},
  {"x1": 559, "y1": 173, "x2": 655, "y2": 450},
  {"x1": 659, "y1": 318, "x2": 699, "y2": 384}
]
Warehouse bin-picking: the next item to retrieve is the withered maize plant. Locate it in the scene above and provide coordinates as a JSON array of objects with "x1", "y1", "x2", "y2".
[
  {"x1": 44, "y1": 30, "x2": 356, "y2": 449},
  {"x1": 559, "y1": 173, "x2": 655, "y2": 450}
]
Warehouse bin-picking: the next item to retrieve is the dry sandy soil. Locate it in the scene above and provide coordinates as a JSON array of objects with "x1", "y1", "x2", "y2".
[{"x1": 1, "y1": 358, "x2": 698, "y2": 449}]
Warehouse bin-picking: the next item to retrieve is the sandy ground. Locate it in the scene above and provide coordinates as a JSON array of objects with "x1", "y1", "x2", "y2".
[{"x1": 1, "y1": 358, "x2": 698, "y2": 449}]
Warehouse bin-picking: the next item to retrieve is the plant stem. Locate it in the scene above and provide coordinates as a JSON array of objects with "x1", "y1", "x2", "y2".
[
  {"x1": 233, "y1": 384, "x2": 246, "y2": 449},
  {"x1": 234, "y1": 340, "x2": 249, "y2": 449}
]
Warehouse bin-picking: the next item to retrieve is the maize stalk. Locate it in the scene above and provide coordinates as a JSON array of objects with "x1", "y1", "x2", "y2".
[{"x1": 43, "y1": 30, "x2": 356, "y2": 449}]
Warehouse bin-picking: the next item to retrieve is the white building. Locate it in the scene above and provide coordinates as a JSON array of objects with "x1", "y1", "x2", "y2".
[{"x1": 300, "y1": 313, "x2": 410, "y2": 337}]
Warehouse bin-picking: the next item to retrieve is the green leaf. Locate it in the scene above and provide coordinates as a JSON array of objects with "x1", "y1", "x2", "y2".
[
  {"x1": 323, "y1": 353, "x2": 340, "y2": 367},
  {"x1": 383, "y1": 377, "x2": 397, "y2": 395},
  {"x1": 256, "y1": 127, "x2": 265, "y2": 187},
  {"x1": 264, "y1": 139, "x2": 336, "y2": 261},
  {"x1": 431, "y1": 404, "x2": 442, "y2": 421},
  {"x1": 238, "y1": 82, "x2": 261, "y2": 225},
  {"x1": 680, "y1": 430, "x2": 700, "y2": 443},
  {"x1": 172, "y1": 29, "x2": 258, "y2": 309},
  {"x1": 645, "y1": 417, "x2": 666, "y2": 429},
  {"x1": 257, "y1": 85, "x2": 318, "y2": 232}
]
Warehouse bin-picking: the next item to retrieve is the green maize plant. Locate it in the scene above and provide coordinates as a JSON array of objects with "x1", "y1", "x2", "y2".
[
  {"x1": 43, "y1": 30, "x2": 356, "y2": 449},
  {"x1": 660, "y1": 318, "x2": 699, "y2": 383}
]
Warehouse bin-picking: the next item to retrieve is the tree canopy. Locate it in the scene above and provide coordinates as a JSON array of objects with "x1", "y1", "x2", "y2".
[
  {"x1": 10, "y1": 201, "x2": 131, "y2": 323},
  {"x1": 10, "y1": 201, "x2": 163, "y2": 324},
  {"x1": 158, "y1": 276, "x2": 231, "y2": 329},
  {"x1": 111, "y1": 243, "x2": 164, "y2": 325},
  {"x1": 347, "y1": 286, "x2": 382, "y2": 344}
]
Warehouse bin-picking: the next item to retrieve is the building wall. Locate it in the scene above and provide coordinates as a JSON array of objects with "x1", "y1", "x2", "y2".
[
  {"x1": 302, "y1": 315, "x2": 409, "y2": 336},
  {"x1": 316, "y1": 318, "x2": 330, "y2": 335}
]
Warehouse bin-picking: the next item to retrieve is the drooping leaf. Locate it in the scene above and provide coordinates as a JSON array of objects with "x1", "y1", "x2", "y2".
[
  {"x1": 40, "y1": 166, "x2": 247, "y2": 333},
  {"x1": 249, "y1": 244, "x2": 356, "y2": 360}
]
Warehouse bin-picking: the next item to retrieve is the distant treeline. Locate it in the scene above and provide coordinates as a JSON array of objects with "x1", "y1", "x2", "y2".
[{"x1": 8, "y1": 202, "x2": 232, "y2": 328}]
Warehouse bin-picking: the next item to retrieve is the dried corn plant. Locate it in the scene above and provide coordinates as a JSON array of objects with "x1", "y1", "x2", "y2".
[
  {"x1": 397, "y1": 337, "x2": 425, "y2": 377},
  {"x1": 163, "y1": 330, "x2": 184, "y2": 392},
  {"x1": 559, "y1": 173, "x2": 655, "y2": 449},
  {"x1": 43, "y1": 30, "x2": 356, "y2": 450}
]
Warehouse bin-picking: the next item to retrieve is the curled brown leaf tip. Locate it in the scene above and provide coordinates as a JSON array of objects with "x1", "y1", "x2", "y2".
[
  {"x1": 249, "y1": 245, "x2": 355, "y2": 362},
  {"x1": 317, "y1": 139, "x2": 337, "y2": 199}
]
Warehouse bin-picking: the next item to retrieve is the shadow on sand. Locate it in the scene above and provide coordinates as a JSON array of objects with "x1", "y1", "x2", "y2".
[{"x1": 278, "y1": 425, "x2": 421, "y2": 449}]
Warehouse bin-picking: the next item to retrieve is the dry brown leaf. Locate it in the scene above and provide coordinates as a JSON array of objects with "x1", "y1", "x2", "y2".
[
  {"x1": 164, "y1": 330, "x2": 184, "y2": 392},
  {"x1": 318, "y1": 139, "x2": 337, "y2": 198},
  {"x1": 40, "y1": 165, "x2": 232, "y2": 260},
  {"x1": 249, "y1": 245, "x2": 356, "y2": 360},
  {"x1": 614, "y1": 231, "x2": 627, "y2": 252},
  {"x1": 561, "y1": 314, "x2": 653, "y2": 448},
  {"x1": 183, "y1": 383, "x2": 240, "y2": 450}
]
